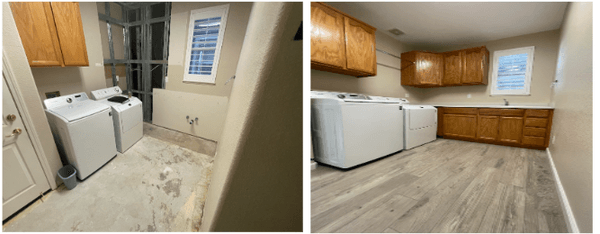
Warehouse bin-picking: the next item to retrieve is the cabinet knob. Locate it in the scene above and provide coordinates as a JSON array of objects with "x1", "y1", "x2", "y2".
[{"x1": 6, "y1": 114, "x2": 16, "y2": 121}]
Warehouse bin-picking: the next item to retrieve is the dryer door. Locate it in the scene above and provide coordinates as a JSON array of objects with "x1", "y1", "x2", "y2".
[{"x1": 408, "y1": 106, "x2": 437, "y2": 130}]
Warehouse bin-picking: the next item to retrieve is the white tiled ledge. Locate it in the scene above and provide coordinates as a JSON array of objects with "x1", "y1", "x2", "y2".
[{"x1": 423, "y1": 104, "x2": 554, "y2": 109}]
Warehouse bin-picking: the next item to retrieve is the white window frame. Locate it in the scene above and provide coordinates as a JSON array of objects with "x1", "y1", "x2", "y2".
[
  {"x1": 183, "y1": 4, "x2": 229, "y2": 84},
  {"x1": 490, "y1": 46, "x2": 535, "y2": 96}
]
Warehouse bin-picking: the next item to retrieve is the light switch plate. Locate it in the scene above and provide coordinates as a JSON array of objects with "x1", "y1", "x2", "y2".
[
  {"x1": 467, "y1": 94, "x2": 472, "y2": 98},
  {"x1": 116, "y1": 75, "x2": 119, "y2": 82},
  {"x1": 95, "y1": 63, "x2": 102, "y2": 67},
  {"x1": 405, "y1": 93, "x2": 410, "y2": 98},
  {"x1": 165, "y1": 76, "x2": 169, "y2": 83}
]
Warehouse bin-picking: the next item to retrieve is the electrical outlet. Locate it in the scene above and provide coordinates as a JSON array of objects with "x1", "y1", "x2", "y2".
[
  {"x1": 552, "y1": 135, "x2": 556, "y2": 144},
  {"x1": 95, "y1": 63, "x2": 102, "y2": 67},
  {"x1": 405, "y1": 93, "x2": 410, "y2": 98},
  {"x1": 116, "y1": 75, "x2": 119, "y2": 82},
  {"x1": 467, "y1": 94, "x2": 472, "y2": 98}
]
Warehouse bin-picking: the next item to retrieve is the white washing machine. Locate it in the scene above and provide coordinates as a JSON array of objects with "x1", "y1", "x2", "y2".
[
  {"x1": 44, "y1": 92, "x2": 117, "y2": 180},
  {"x1": 403, "y1": 105, "x2": 437, "y2": 149},
  {"x1": 311, "y1": 91, "x2": 404, "y2": 169},
  {"x1": 91, "y1": 86, "x2": 143, "y2": 153}
]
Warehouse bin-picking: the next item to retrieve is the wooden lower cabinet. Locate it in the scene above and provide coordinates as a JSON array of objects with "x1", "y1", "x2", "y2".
[
  {"x1": 439, "y1": 107, "x2": 553, "y2": 149},
  {"x1": 477, "y1": 115, "x2": 499, "y2": 141},
  {"x1": 498, "y1": 116, "x2": 523, "y2": 144},
  {"x1": 443, "y1": 114, "x2": 477, "y2": 139}
]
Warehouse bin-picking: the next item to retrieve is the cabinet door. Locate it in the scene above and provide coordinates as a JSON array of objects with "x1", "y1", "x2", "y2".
[
  {"x1": 443, "y1": 114, "x2": 477, "y2": 139},
  {"x1": 344, "y1": 17, "x2": 376, "y2": 75},
  {"x1": 463, "y1": 47, "x2": 485, "y2": 84},
  {"x1": 50, "y1": 2, "x2": 89, "y2": 66},
  {"x1": 477, "y1": 115, "x2": 499, "y2": 141},
  {"x1": 498, "y1": 116, "x2": 523, "y2": 144},
  {"x1": 310, "y1": 3, "x2": 346, "y2": 69},
  {"x1": 10, "y1": 2, "x2": 64, "y2": 67},
  {"x1": 443, "y1": 50, "x2": 463, "y2": 85},
  {"x1": 416, "y1": 52, "x2": 443, "y2": 85}
]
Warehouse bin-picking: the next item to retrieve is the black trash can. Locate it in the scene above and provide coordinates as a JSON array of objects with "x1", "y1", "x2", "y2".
[{"x1": 58, "y1": 165, "x2": 77, "y2": 190}]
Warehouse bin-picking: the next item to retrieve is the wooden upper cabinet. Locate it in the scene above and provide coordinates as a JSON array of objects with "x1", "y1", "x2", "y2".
[
  {"x1": 10, "y1": 2, "x2": 88, "y2": 67},
  {"x1": 462, "y1": 46, "x2": 489, "y2": 84},
  {"x1": 443, "y1": 50, "x2": 464, "y2": 85},
  {"x1": 49, "y1": 2, "x2": 89, "y2": 66},
  {"x1": 344, "y1": 17, "x2": 376, "y2": 74},
  {"x1": 403, "y1": 46, "x2": 489, "y2": 88},
  {"x1": 310, "y1": 3, "x2": 346, "y2": 69},
  {"x1": 10, "y1": 2, "x2": 64, "y2": 67},
  {"x1": 401, "y1": 51, "x2": 443, "y2": 87},
  {"x1": 310, "y1": 3, "x2": 377, "y2": 77}
]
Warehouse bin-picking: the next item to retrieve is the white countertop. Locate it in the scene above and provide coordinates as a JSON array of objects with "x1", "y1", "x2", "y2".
[{"x1": 424, "y1": 104, "x2": 554, "y2": 109}]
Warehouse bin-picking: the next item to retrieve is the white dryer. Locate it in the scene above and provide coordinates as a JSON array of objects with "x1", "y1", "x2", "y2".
[
  {"x1": 44, "y1": 92, "x2": 117, "y2": 180},
  {"x1": 403, "y1": 105, "x2": 437, "y2": 149},
  {"x1": 311, "y1": 91, "x2": 404, "y2": 169},
  {"x1": 91, "y1": 86, "x2": 143, "y2": 153}
]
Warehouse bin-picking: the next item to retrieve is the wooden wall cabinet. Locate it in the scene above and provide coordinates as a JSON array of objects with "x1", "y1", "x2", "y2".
[
  {"x1": 438, "y1": 107, "x2": 553, "y2": 150},
  {"x1": 461, "y1": 46, "x2": 489, "y2": 85},
  {"x1": 403, "y1": 46, "x2": 489, "y2": 87},
  {"x1": 311, "y1": 3, "x2": 377, "y2": 77},
  {"x1": 401, "y1": 51, "x2": 443, "y2": 87},
  {"x1": 10, "y1": 2, "x2": 89, "y2": 67}
]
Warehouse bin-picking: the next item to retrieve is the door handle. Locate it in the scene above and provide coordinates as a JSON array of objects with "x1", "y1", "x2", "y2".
[
  {"x1": 6, "y1": 128, "x2": 22, "y2": 137},
  {"x1": 6, "y1": 114, "x2": 16, "y2": 121}
]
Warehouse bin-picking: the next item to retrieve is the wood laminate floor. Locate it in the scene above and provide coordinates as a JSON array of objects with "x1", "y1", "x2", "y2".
[{"x1": 311, "y1": 139, "x2": 568, "y2": 233}]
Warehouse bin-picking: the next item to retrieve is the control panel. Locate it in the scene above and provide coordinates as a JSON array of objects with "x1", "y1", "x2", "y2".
[
  {"x1": 43, "y1": 92, "x2": 89, "y2": 109},
  {"x1": 91, "y1": 86, "x2": 122, "y2": 100}
]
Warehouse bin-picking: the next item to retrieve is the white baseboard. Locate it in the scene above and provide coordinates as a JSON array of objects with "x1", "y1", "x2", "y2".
[
  {"x1": 545, "y1": 148, "x2": 579, "y2": 233},
  {"x1": 310, "y1": 161, "x2": 317, "y2": 170}
]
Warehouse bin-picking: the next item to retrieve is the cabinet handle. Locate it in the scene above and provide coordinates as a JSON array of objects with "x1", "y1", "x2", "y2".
[{"x1": 6, "y1": 128, "x2": 22, "y2": 137}]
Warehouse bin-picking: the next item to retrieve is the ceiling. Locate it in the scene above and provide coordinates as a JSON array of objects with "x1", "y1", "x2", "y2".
[{"x1": 326, "y1": 2, "x2": 568, "y2": 48}]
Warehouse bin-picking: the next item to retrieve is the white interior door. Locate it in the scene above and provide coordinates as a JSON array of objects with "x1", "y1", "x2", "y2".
[{"x1": 3, "y1": 76, "x2": 50, "y2": 220}]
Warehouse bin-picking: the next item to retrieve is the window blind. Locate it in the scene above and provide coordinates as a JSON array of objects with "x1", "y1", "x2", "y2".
[
  {"x1": 188, "y1": 17, "x2": 221, "y2": 76},
  {"x1": 496, "y1": 53, "x2": 528, "y2": 90}
]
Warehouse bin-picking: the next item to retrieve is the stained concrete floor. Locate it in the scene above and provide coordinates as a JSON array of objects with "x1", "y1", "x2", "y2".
[{"x1": 3, "y1": 133, "x2": 214, "y2": 232}]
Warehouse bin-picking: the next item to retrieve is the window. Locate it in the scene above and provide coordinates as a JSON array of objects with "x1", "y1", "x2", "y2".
[
  {"x1": 183, "y1": 5, "x2": 229, "y2": 83},
  {"x1": 490, "y1": 46, "x2": 535, "y2": 96}
]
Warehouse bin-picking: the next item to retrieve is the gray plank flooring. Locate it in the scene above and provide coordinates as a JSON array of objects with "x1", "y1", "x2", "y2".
[{"x1": 311, "y1": 138, "x2": 568, "y2": 233}]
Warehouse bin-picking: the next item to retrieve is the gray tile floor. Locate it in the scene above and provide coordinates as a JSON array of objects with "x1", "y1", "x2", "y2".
[{"x1": 3, "y1": 133, "x2": 213, "y2": 231}]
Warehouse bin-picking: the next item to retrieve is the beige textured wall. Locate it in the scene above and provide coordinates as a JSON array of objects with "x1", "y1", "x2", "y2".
[
  {"x1": 311, "y1": 31, "x2": 425, "y2": 102},
  {"x1": 418, "y1": 29, "x2": 560, "y2": 105},
  {"x1": 3, "y1": 2, "x2": 63, "y2": 188},
  {"x1": 201, "y1": 2, "x2": 302, "y2": 231},
  {"x1": 30, "y1": 2, "x2": 107, "y2": 101},
  {"x1": 152, "y1": 89, "x2": 228, "y2": 141},
  {"x1": 153, "y1": 2, "x2": 252, "y2": 139},
  {"x1": 166, "y1": 2, "x2": 252, "y2": 96},
  {"x1": 547, "y1": 2, "x2": 592, "y2": 232}
]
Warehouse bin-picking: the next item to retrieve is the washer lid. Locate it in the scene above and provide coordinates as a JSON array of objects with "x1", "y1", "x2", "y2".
[{"x1": 49, "y1": 100, "x2": 110, "y2": 122}]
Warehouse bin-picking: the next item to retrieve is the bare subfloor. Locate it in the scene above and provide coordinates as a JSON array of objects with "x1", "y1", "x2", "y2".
[
  {"x1": 3, "y1": 134, "x2": 213, "y2": 231},
  {"x1": 311, "y1": 138, "x2": 568, "y2": 233}
]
